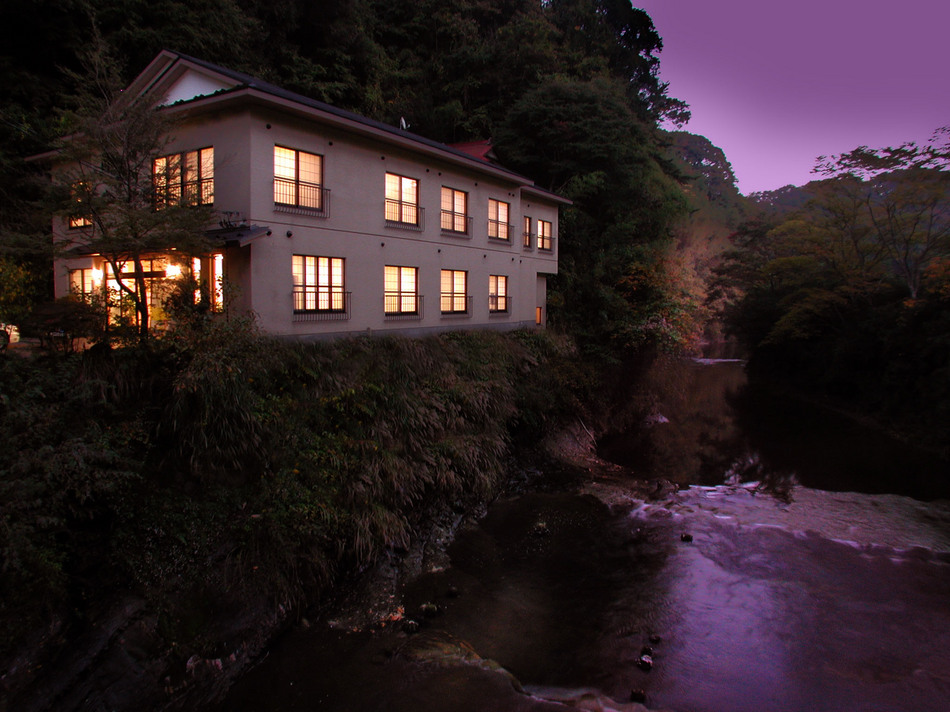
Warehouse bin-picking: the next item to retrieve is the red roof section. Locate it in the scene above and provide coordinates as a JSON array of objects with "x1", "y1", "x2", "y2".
[{"x1": 448, "y1": 140, "x2": 496, "y2": 163}]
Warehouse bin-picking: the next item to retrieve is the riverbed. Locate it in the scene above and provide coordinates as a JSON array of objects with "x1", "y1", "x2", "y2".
[{"x1": 218, "y1": 360, "x2": 950, "y2": 712}]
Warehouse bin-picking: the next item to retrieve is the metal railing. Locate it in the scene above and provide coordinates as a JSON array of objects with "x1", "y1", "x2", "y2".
[
  {"x1": 488, "y1": 220, "x2": 512, "y2": 241},
  {"x1": 440, "y1": 211, "x2": 473, "y2": 237},
  {"x1": 292, "y1": 288, "x2": 351, "y2": 321},
  {"x1": 275, "y1": 179, "x2": 330, "y2": 216},
  {"x1": 488, "y1": 295, "x2": 511, "y2": 314},
  {"x1": 440, "y1": 294, "x2": 473, "y2": 316},
  {"x1": 384, "y1": 293, "x2": 424, "y2": 320},
  {"x1": 385, "y1": 200, "x2": 424, "y2": 230}
]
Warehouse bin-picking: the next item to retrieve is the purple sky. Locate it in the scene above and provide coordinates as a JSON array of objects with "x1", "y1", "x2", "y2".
[{"x1": 635, "y1": 1, "x2": 950, "y2": 194}]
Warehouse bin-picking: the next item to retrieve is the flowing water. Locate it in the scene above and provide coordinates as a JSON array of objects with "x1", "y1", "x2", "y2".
[{"x1": 219, "y1": 359, "x2": 950, "y2": 712}]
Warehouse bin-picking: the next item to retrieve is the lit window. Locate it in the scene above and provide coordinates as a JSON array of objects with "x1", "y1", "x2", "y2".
[
  {"x1": 385, "y1": 173, "x2": 420, "y2": 226},
  {"x1": 293, "y1": 255, "x2": 345, "y2": 312},
  {"x1": 153, "y1": 147, "x2": 214, "y2": 208},
  {"x1": 441, "y1": 187, "x2": 468, "y2": 233},
  {"x1": 440, "y1": 269, "x2": 468, "y2": 313},
  {"x1": 538, "y1": 220, "x2": 552, "y2": 250},
  {"x1": 69, "y1": 268, "x2": 97, "y2": 296},
  {"x1": 274, "y1": 146, "x2": 324, "y2": 210},
  {"x1": 385, "y1": 265, "x2": 418, "y2": 314},
  {"x1": 192, "y1": 253, "x2": 225, "y2": 312},
  {"x1": 488, "y1": 199, "x2": 509, "y2": 240},
  {"x1": 489, "y1": 274, "x2": 509, "y2": 312},
  {"x1": 523, "y1": 216, "x2": 533, "y2": 248},
  {"x1": 69, "y1": 182, "x2": 92, "y2": 228}
]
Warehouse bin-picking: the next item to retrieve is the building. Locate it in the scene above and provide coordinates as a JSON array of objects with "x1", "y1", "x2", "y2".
[{"x1": 52, "y1": 51, "x2": 568, "y2": 338}]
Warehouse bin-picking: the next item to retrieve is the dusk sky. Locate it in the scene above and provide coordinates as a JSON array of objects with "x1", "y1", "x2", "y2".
[{"x1": 635, "y1": 1, "x2": 950, "y2": 195}]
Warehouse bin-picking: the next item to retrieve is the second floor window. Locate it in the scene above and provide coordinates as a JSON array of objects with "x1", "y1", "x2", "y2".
[
  {"x1": 385, "y1": 172, "x2": 420, "y2": 226},
  {"x1": 293, "y1": 254, "x2": 345, "y2": 312},
  {"x1": 489, "y1": 274, "x2": 509, "y2": 312},
  {"x1": 523, "y1": 216, "x2": 533, "y2": 248},
  {"x1": 274, "y1": 146, "x2": 324, "y2": 210},
  {"x1": 440, "y1": 269, "x2": 468, "y2": 313},
  {"x1": 153, "y1": 147, "x2": 214, "y2": 208},
  {"x1": 384, "y1": 265, "x2": 419, "y2": 314},
  {"x1": 488, "y1": 198, "x2": 509, "y2": 240},
  {"x1": 538, "y1": 219, "x2": 553, "y2": 250},
  {"x1": 441, "y1": 187, "x2": 468, "y2": 233},
  {"x1": 69, "y1": 181, "x2": 92, "y2": 228}
]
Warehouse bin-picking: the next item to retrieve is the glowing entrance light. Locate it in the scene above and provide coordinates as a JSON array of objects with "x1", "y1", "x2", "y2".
[{"x1": 165, "y1": 263, "x2": 183, "y2": 278}]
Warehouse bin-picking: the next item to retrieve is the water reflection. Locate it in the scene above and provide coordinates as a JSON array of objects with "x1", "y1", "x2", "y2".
[{"x1": 598, "y1": 358, "x2": 950, "y2": 501}]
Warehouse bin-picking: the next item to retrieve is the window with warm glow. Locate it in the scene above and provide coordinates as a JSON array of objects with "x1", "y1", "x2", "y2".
[
  {"x1": 385, "y1": 264, "x2": 418, "y2": 314},
  {"x1": 538, "y1": 220, "x2": 552, "y2": 250},
  {"x1": 293, "y1": 255, "x2": 345, "y2": 312},
  {"x1": 385, "y1": 173, "x2": 420, "y2": 226},
  {"x1": 440, "y1": 187, "x2": 468, "y2": 233},
  {"x1": 440, "y1": 269, "x2": 468, "y2": 313},
  {"x1": 523, "y1": 215, "x2": 533, "y2": 248},
  {"x1": 488, "y1": 199, "x2": 509, "y2": 240},
  {"x1": 69, "y1": 182, "x2": 92, "y2": 228},
  {"x1": 69, "y1": 268, "x2": 98, "y2": 296},
  {"x1": 152, "y1": 147, "x2": 214, "y2": 208},
  {"x1": 489, "y1": 274, "x2": 509, "y2": 312},
  {"x1": 274, "y1": 146, "x2": 324, "y2": 209},
  {"x1": 193, "y1": 254, "x2": 225, "y2": 311}
]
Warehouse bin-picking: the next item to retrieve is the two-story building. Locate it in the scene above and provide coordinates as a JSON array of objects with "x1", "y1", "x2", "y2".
[{"x1": 52, "y1": 51, "x2": 568, "y2": 338}]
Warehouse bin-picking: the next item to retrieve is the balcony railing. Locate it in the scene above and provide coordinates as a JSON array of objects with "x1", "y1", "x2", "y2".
[
  {"x1": 385, "y1": 200, "x2": 424, "y2": 230},
  {"x1": 384, "y1": 293, "x2": 424, "y2": 320},
  {"x1": 488, "y1": 220, "x2": 512, "y2": 241},
  {"x1": 440, "y1": 294, "x2": 473, "y2": 316},
  {"x1": 292, "y1": 288, "x2": 350, "y2": 321},
  {"x1": 523, "y1": 231, "x2": 535, "y2": 250},
  {"x1": 537, "y1": 235, "x2": 556, "y2": 252},
  {"x1": 440, "y1": 211, "x2": 473, "y2": 237},
  {"x1": 488, "y1": 295, "x2": 511, "y2": 314},
  {"x1": 275, "y1": 178, "x2": 330, "y2": 217}
]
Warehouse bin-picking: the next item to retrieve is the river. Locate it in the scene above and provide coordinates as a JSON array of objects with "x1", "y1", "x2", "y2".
[{"x1": 218, "y1": 359, "x2": 950, "y2": 712}]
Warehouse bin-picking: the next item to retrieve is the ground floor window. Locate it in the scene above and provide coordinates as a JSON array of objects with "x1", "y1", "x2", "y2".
[
  {"x1": 293, "y1": 255, "x2": 345, "y2": 312},
  {"x1": 69, "y1": 268, "x2": 99, "y2": 297},
  {"x1": 104, "y1": 257, "x2": 176, "y2": 327},
  {"x1": 440, "y1": 269, "x2": 468, "y2": 313},
  {"x1": 385, "y1": 265, "x2": 419, "y2": 314},
  {"x1": 193, "y1": 253, "x2": 225, "y2": 312},
  {"x1": 489, "y1": 274, "x2": 509, "y2": 312}
]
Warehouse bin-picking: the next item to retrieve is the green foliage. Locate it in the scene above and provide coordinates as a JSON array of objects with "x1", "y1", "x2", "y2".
[
  {"x1": 716, "y1": 133, "x2": 950, "y2": 448},
  {"x1": 0, "y1": 257, "x2": 36, "y2": 329},
  {"x1": 0, "y1": 324, "x2": 597, "y2": 660}
]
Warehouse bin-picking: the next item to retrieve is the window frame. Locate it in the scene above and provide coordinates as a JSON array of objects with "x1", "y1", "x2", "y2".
[
  {"x1": 488, "y1": 274, "x2": 509, "y2": 313},
  {"x1": 384, "y1": 264, "x2": 420, "y2": 315},
  {"x1": 538, "y1": 219, "x2": 553, "y2": 251},
  {"x1": 274, "y1": 146, "x2": 325, "y2": 211},
  {"x1": 385, "y1": 172, "x2": 421, "y2": 227},
  {"x1": 440, "y1": 186, "x2": 469, "y2": 234},
  {"x1": 488, "y1": 198, "x2": 510, "y2": 241},
  {"x1": 152, "y1": 147, "x2": 214, "y2": 208},
  {"x1": 523, "y1": 215, "x2": 534, "y2": 249},
  {"x1": 440, "y1": 269, "x2": 469, "y2": 314},
  {"x1": 293, "y1": 254, "x2": 346, "y2": 313}
]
